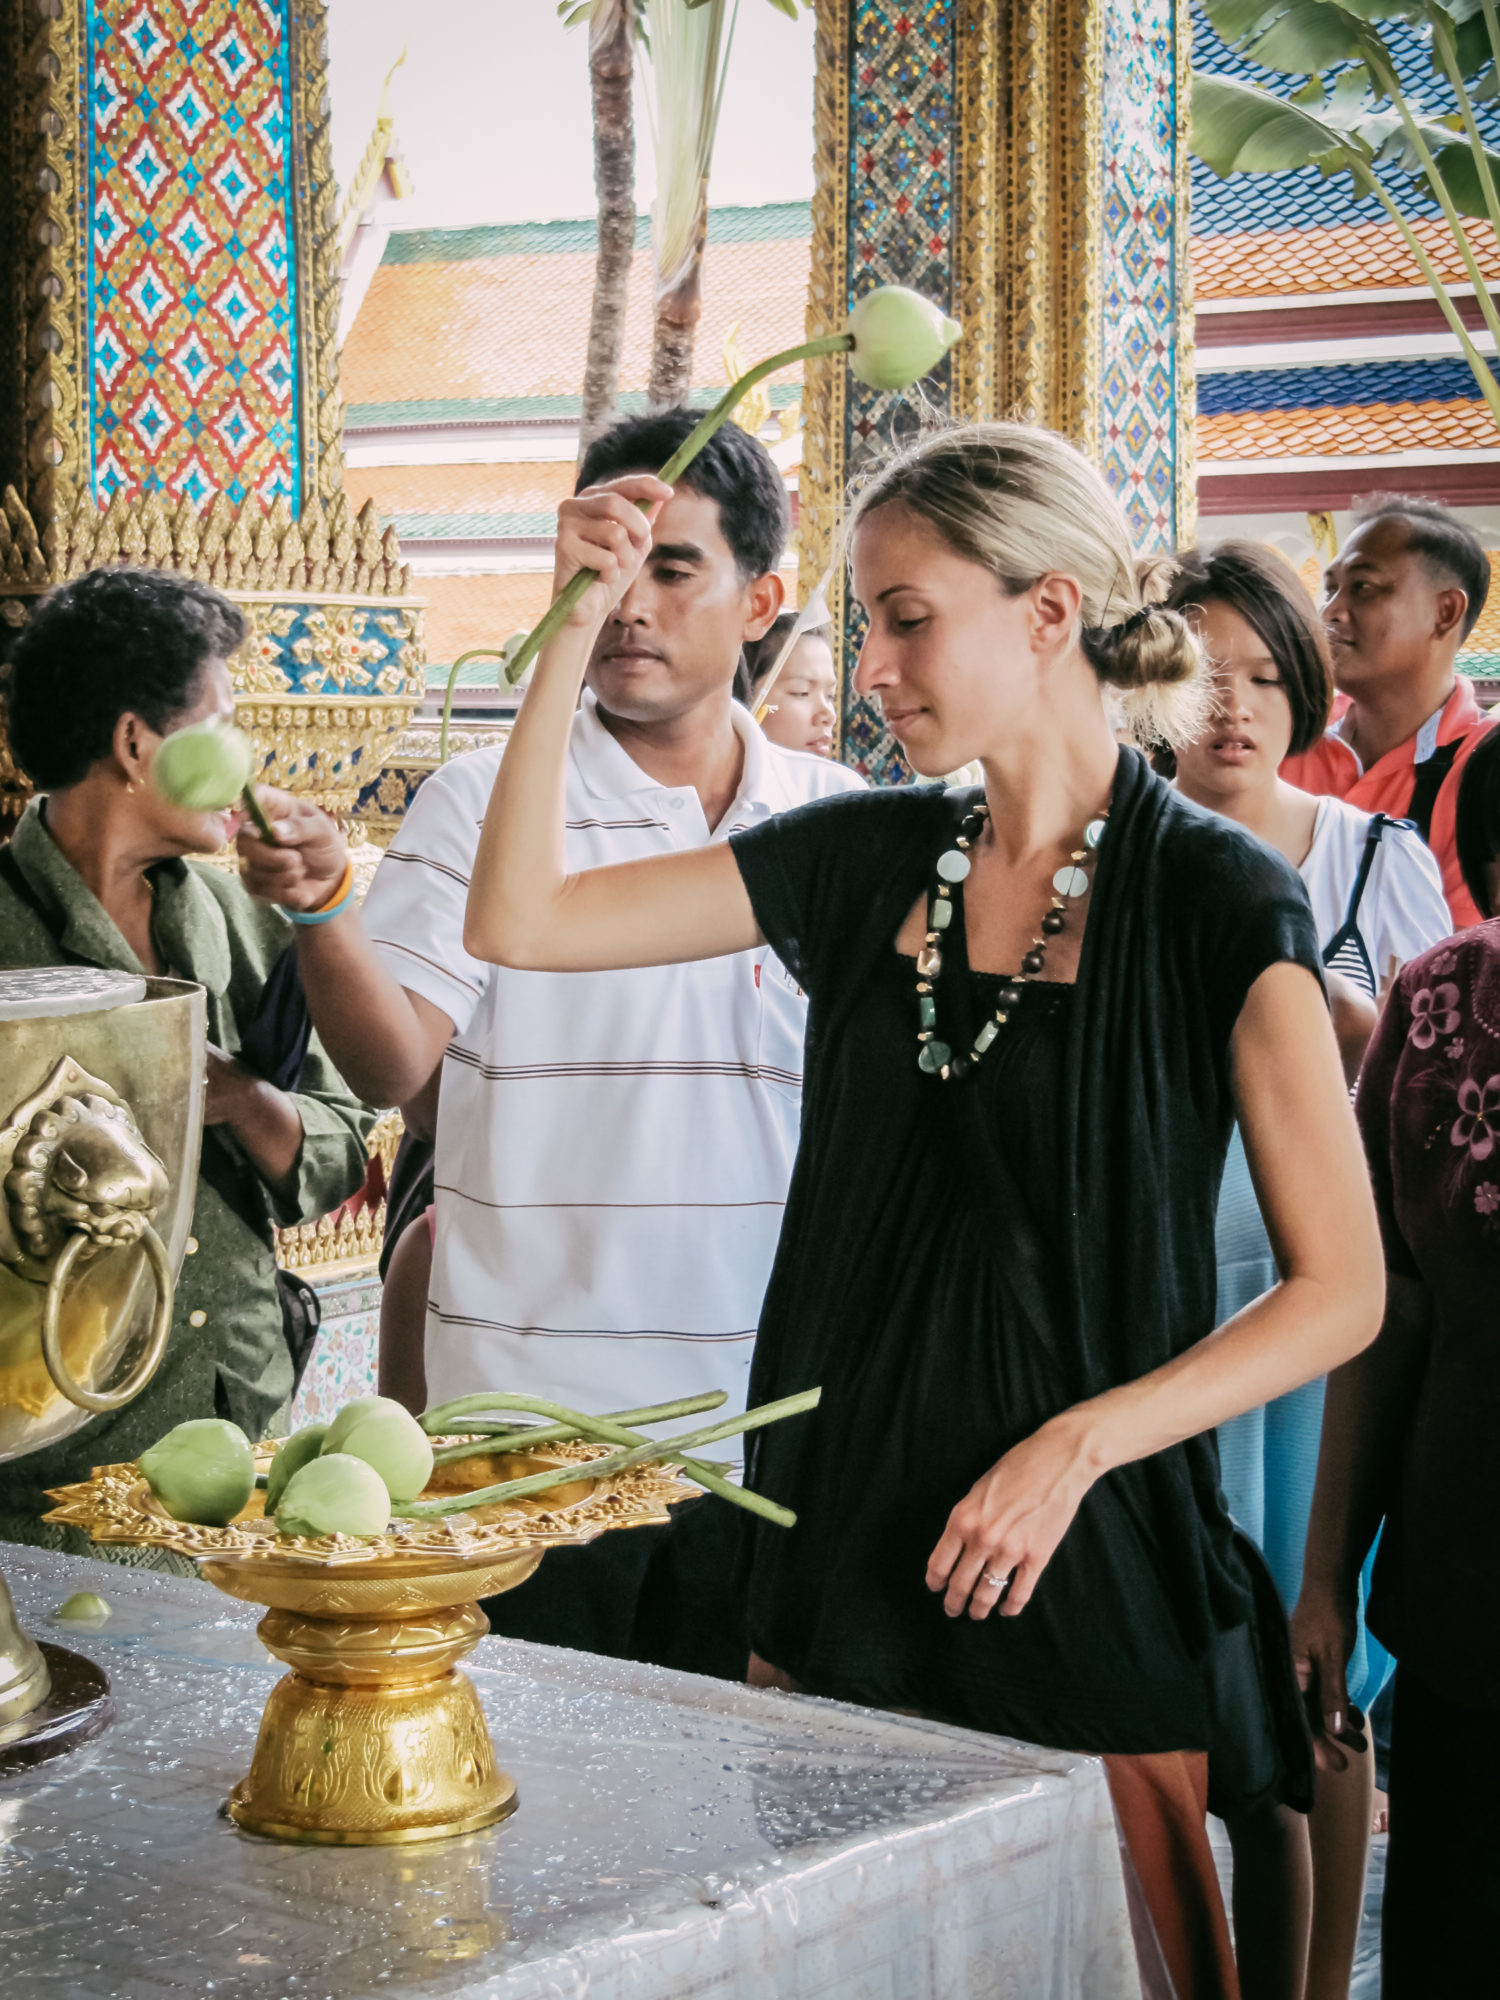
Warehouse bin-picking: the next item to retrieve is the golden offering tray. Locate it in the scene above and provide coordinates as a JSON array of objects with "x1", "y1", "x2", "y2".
[{"x1": 46, "y1": 1440, "x2": 696, "y2": 1846}]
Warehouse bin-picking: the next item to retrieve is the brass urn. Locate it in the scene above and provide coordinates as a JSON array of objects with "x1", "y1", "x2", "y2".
[{"x1": 0, "y1": 968, "x2": 205, "y2": 1766}]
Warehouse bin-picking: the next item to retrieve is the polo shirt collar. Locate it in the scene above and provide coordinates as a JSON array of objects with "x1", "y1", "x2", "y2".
[
  {"x1": 1328, "y1": 674, "x2": 1483, "y2": 777},
  {"x1": 572, "y1": 688, "x2": 774, "y2": 811},
  {"x1": 10, "y1": 799, "x2": 233, "y2": 994}
]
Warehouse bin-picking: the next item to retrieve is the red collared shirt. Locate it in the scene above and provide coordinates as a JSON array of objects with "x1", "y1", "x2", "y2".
[{"x1": 1281, "y1": 677, "x2": 1494, "y2": 930}]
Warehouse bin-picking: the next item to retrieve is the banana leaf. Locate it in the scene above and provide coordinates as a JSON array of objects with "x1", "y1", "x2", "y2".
[{"x1": 1193, "y1": 67, "x2": 1500, "y2": 211}]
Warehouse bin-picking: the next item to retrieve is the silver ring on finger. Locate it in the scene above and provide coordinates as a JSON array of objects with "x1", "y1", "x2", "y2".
[{"x1": 982, "y1": 1568, "x2": 1009, "y2": 1590}]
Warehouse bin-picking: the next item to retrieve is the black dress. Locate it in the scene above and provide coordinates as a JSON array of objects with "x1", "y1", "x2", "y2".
[{"x1": 728, "y1": 748, "x2": 1324, "y2": 1763}]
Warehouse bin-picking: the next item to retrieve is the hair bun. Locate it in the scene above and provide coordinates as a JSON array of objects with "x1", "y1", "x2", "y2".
[{"x1": 1085, "y1": 601, "x2": 1201, "y2": 692}]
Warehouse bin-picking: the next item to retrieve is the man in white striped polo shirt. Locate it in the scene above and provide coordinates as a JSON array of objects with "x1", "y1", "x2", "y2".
[{"x1": 239, "y1": 413, "x2": 862, "y2": 1676}]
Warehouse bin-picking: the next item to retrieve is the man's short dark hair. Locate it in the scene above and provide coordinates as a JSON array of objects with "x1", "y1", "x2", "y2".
[
  {"x1": 576, "y1": 410, "x2": 789, "y2": 581},
  {"x1": 1355, "y1": 495, "x2": 1491, "y2": 642},
  {"x1": 2, "y1": 566, "x2": 245, "y2": 791},
  {"x1": 1456, "y1": 720, "x2": 1500, "y2": 918},
  {"x1": 1164, "y1": 540, "x2": 1334, "y2": 757}
]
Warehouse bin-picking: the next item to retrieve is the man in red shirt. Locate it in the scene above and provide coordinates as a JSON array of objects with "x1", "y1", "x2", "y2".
[{"x1": 1282, "y1": 498, "x2": 1495, "y2": 930}]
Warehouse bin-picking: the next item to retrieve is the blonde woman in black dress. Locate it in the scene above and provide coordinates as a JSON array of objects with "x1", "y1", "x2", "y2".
[{"x1": 456, "y1": 425, "x2": 1383, "y2": 2000}]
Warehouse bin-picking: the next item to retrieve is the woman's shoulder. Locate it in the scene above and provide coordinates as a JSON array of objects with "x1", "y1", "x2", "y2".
[
  {"x1": 752, "y1": 778, "x2": 955, "y2": 850},
  {"x1": 1153, "y1": 781, "x2": 1308, "y2": 910}
]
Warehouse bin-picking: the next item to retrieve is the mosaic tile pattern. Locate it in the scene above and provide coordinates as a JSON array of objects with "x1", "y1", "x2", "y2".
[
  {"x1": 839, "y1": 0, "x2": 958, "y2": 786},
  {"x1": 86, "y1": 0, "x2": 299, "y2": 510},
  {"x1": 1099, "y1": 0, "x2": 1180, "y2": 552},
  {"x1": 235, "y1": 599, "x2": 422, "y2": 698}
]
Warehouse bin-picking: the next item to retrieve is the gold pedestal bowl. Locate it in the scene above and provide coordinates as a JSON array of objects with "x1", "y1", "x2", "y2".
[{"x1": 45, "y1": 1441, "x2": 695, "y2": 1844}]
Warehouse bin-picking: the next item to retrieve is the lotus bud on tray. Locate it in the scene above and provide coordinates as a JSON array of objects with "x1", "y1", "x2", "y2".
[
  {"x1": 274, "y1": 1453, "x2": 391, "y2": 1540},
  {"x1": 263, "y1": 1421, "x2": 328, "y2": 1512},
  {"x1": 139, "y1": 1418, "x2": 256, "y2": 1526},
  {"x1": 319, "y1": 1396, "x2": 433, "y2": 1504}
]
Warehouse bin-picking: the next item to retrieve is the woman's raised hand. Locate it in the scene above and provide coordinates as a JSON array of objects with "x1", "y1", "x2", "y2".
[
  {"x1": 552, "y1": 474, "x2": 673, "y2": 631},
  {"x1": 926, "y1": 1413, "x2": 1097, "y2": 1620}
]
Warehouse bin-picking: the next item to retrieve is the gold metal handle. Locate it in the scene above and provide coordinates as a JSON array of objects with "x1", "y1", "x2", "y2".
[{"x1": 39, "y1": 1225, "x2": 174, "y2": 1416}]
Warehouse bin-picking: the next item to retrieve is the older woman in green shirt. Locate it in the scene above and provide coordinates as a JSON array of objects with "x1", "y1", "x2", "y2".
[{"x1": 0, "y1": 567, "x2": 373, "y2": 1545}]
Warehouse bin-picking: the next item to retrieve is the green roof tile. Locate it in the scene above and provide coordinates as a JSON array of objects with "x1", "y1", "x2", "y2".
[
  {"x1": 344, "y1": 383, "x2": 801, "y2": 429},
  {"x1": 380, "y1": 201, "x2": 812, "y2": 265}
]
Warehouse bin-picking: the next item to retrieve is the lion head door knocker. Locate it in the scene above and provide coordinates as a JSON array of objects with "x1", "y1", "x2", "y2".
[{"x1": 0, "y1": 1057, "x2": 175, "y2": 1415}]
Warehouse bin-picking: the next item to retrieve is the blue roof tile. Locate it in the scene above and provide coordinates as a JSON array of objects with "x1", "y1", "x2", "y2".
[{"x1": 1198, "y1": 356, "x2": 1498, "y2": 413}]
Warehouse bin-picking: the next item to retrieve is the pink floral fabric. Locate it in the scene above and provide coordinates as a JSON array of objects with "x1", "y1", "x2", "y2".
[{"x1": 1357, "y1": 921, "x2": 1500, "y2": 1707}]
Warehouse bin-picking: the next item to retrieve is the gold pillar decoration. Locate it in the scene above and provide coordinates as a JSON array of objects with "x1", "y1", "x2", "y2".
[
  {"x1": 0, "y1": 1, "x2": 424, "y2": 829},
  {"x1": 801, "y1": 0, "x2": 1196, "y2": 782}
]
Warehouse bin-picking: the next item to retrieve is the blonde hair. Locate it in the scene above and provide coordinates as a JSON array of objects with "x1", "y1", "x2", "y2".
[{"x1": 849, "y1": 422, "x2": 1209, "y2": 748}]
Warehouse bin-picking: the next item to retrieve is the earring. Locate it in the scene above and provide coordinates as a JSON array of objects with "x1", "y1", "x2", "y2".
[{"x1": 125, "y1": 778, "x2": 138, "y2": 795}]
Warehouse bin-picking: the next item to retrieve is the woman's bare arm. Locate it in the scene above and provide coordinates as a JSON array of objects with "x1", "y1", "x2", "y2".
[
  {"x1": 929, "y1": 960, "x2": 1385, "y2": 1618},
  {"x1": 464, "y1": 476, "x2": 761, "y2": 972}
]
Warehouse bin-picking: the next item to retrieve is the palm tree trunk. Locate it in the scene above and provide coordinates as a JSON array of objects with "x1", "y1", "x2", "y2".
[
  {"x1": 579, "y1": 0, "x2": 636, "y2": 458},
  {"x1": 647, "y1": 179, "x2": 708, "y2": 410}
]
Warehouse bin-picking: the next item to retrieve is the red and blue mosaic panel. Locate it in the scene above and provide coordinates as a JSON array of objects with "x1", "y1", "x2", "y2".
[
  {"x1": 840, "y1": 0, "x2": 956, "y2": 786},
  {"x1": 1099, "y1": 0, "x2": 1181, "y2": 552},
  {"x1": 85, "y1": 0, "x2": 299, "y2": 512}
]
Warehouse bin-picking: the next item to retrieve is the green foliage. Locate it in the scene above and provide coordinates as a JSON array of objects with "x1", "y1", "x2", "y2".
[{"x1": 1192, "y1": 0, "x2": 1500, "y2": 428}]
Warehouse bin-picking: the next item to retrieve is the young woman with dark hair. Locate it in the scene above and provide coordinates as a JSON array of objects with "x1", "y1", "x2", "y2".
[
  {"x1": 450, "y1": 424, "x2": 1385, "y2": 1999},
  {"x1": 737, "y1": 612, "x2": 840, "y2": 758},
  {"x1": 0, "y1": 568, "x2": 373, "y2": 1548},
  {"x1": 1167, "y1": 542, "x2": 1451, "y2": 2000}
]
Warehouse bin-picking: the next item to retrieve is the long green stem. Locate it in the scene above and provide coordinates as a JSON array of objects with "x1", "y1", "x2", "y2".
[
  {"x1": 1359, "y1": 164, "x2": 1500, "y2": 429},
  {"x1": 1369, "y1": 48, "x2": 1500, "y2": 352},
  {"x1": 396, "y1": 1387, "x2": 820, "y2": 1522},
  {"x1": 439, "y1": 646, "x2": 515, "y2": 765},
  {"x1": 239, "y1": 783, "x2": 279, "y2": 847},
  {"x1": 423, "y1": 1389, "x2": 775, "y2": 1521},
  {"x1": 420, "y1": 1389, "x2": 726, "y2": 1436},
  {"x1": 466, "y1": 331, "x2": 855, "y2": 708},
  {"x1": 1429, "y1": 10, "x2": 1500, "y2": 256}
]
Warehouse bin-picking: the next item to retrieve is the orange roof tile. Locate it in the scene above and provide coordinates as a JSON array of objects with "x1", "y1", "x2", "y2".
[
  {"x1": 1199, "y1": 396, "x2": 1500, "y2": 460},
  {"x1": 417, "y1": 571, "x2": 556, "y2": 665},
  {"x1": 341, "y1": 237, "x2": 811, "y2": 408},
  {"x1": 1192, "y1": 217, "x2": 1500, "y2": 300}
]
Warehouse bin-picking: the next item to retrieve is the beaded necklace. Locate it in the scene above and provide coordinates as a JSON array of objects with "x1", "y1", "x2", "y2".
[{"x1": 915, "y1": 799, "x2": 1108, "y2": 1080}]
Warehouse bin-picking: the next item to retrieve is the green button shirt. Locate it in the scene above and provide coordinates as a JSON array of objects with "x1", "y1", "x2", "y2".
[{"x1": 0, "y1": 802, "x2": 374, "y2": 1536}]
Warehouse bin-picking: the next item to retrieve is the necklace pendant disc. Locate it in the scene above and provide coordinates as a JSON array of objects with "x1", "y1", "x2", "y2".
[
  {"x1": 916, "y1": 945, "x2": 943, "y2": 978},
  {"x1": 917, "y1": 1039, "x2": 951, "y2": 1074},
  {"x1": 1084, "y1": 818, "x2": 1107, "y2": 850},
  {"x1": 1053, "y1": 864, "x2": 1089, "y2": 899},
  {"x1": 935, "y1": 849, "x2": 971, "y2": 884}
]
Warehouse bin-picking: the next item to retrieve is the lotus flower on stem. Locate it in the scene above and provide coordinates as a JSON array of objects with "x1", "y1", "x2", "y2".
[
  {"x1": 437, "y1": 285, "x2": 961, "y2": 760},
  {"x1": 149, "y1": 716, "x2": 280, "y2": 846}
]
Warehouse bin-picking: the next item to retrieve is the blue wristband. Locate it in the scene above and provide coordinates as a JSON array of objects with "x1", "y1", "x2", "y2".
[{"x1": 280, "y1": 868, "x2": 357, "y2": 927}]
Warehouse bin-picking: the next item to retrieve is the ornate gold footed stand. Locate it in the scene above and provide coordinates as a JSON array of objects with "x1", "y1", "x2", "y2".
[{"x1": 46, "y1": 1444, "x2": 693, "y2": 1844}]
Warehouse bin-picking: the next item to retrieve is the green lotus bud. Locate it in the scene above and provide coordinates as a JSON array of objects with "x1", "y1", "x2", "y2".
[
  {"x1": 275, "y1": 1453, "x2": 391, "y2": 1540},
  {"x1": 139, "y1": 1418, "x2": 256, "y2": 1526},
  {"x1": 151, "y1": 719, "x2": 255, "y2": 813},
  {"x1": 55, "y1": 1592, "x2": 110, "y2": 1623},
  {"x1": 845, "y1": 287, "x2": 962, "y2": 393},
  {"x1": 320, "y1": 1396, "x2": 432, "y2": 1504},
  {"x1": 264, "y1": 1422, "x2": 329, "y2": 1513}
]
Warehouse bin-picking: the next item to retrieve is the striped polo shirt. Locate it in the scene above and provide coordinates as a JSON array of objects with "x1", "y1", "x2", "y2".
[{"x1": 361, "y1": 691, "x2": 864, "y2": 1431}]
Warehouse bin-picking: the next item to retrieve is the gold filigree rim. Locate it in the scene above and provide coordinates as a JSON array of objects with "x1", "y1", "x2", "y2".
[{"x1": 44, "y1": 1438, "x2": 697, "y2": 1571}]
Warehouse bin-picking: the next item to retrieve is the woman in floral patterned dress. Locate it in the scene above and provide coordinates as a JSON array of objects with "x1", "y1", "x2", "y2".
[{"x1": 1291, "y1": 723, "x2": 1500, "y2": 1995}]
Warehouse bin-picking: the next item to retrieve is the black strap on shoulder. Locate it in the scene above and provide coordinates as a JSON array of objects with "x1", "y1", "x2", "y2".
[
  {"x1": 1320, "y1": 812, "x2": 1396, "y2": 996},
  {"x1": 0, "y1": 842, "x2": 90, "y2": 965},
  {"x1": 1406, "y1": 738, "x2": 1463, "y2": 845}
]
